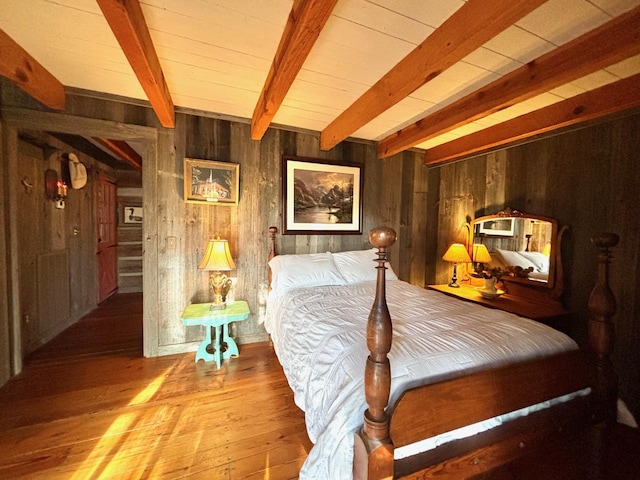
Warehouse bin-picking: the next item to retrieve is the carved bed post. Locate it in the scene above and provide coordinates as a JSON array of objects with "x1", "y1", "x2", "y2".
[
  {"x1": 588, "y1": 232, "x2": 619, "y2": 420},
  {"x1": 268, "y1": 226, "x2": 278, "y2": 289},
  {"x1": 550, "y1": 224, "x2": 569, "y2": 299},
  {"x1": 354, "y1": 226, "x2": 397, "y2": 480},
  {"x1": 587, "y1": 232, "x2": 619, "y2": 480}
]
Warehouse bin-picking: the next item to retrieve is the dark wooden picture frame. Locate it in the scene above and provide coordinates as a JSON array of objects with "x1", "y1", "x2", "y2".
[
  {"x1": 184, "y1": 158, "x2": 239, "y2": 205},
  {"x1": 282, "y1": 155, "x2": 363, "y2": 235}
]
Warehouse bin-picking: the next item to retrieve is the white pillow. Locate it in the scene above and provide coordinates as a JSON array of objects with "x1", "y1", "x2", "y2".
[
  {"x1": 332, "y1": 248, "x2": 398, "y2": 284},
  {"x1": 518, "y1": 251, "x2": 550, "y2": 273},
  {"x1": 492, "y1": 248, "x2": 538, "y2": 271},
  {"x1": 268, "y1": 252, "x2": 346, "y2": 293},
  {"x1": 487, "y1": 254, "x2": 508, "y2": 271}
]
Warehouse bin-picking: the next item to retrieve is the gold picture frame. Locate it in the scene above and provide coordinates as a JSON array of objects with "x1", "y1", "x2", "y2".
[{"x1": 184, "y1": 158, "x2": 239, "y2": 205}]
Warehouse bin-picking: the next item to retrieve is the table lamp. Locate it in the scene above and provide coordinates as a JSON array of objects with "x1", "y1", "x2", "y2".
[
  {"x1": 442, "y1": 243, "x2": 471, "y2": 288},
  {"x1": 198, "y1": 236, "x2": 236, "y2": 310},
  {"x1": 472, "y1": 243, "x2": 492, "y2": 276}
]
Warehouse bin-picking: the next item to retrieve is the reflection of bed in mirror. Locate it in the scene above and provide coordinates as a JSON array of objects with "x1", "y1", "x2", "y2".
[{"x1": 471, "y1": 207, "x2": 567, "y2": 297}]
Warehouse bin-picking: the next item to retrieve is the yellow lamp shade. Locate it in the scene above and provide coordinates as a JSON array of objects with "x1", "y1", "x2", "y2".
[
  {"x1": 198, "y1": 237, "x2": 236, "y2": 271},
  {"x1": 472, "y1": 244, "x2": 492, "y2": 264},
  {"x1": 442, "y1": 243, "x2": 470, "y2": 288},
  {"x1": 442, "y1": 243, "x2": 472, "y2": 263}
]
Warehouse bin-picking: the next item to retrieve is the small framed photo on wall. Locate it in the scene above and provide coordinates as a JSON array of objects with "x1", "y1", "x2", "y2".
[
  {"x1": 184, "y1": 158, "x2": 240, "y2": 205},
  {"x1": 123, "y1": 206, "x2": 143, "y2": 224}
]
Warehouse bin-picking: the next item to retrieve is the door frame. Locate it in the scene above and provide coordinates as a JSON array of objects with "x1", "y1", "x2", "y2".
[{"x1": 1, "y1": 107, "x2": 160, "y2": 375}]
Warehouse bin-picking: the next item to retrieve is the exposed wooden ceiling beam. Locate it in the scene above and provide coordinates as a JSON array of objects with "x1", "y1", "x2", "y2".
[
  {"x1": 424, "y1": 74, "x2": 640, "y2": 166},
  {"x1": 0, "y1": 29, "x2": 65, "y2": 110},
  {"x1": 319, "y1": 0, "x2": 547, "y2": 151},
  {"x1": 97, "y1": 0, "x2": 174, "y2": 128},
  {"x1": 93, "y1": 137, "x2": 143, "y2": 170},
  {"x1": 379, "y1": 6, "x2": 640, "y2": 159},
  {"x1": 48, "y1": 133, "x2": 121, "y2": 169},
  {"x1": 251, "y1": 0, "x2": 338, "y2": 140}
]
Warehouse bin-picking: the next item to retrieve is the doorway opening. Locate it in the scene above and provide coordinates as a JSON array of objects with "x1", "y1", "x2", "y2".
[{"x1": 2, "y1": 107, "x2": 158, "y2": 376}]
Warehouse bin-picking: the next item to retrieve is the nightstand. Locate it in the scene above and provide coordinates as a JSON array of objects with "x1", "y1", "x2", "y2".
[
  {"x1": 181, "y1": 300, "x2": 250, "y2": 367},
  {"x1": 427, "y1": 284, "x2": 570, "y2": 332}
]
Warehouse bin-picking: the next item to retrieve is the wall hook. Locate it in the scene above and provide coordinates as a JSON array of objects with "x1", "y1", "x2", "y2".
[{"x1": 21, "y1": 177, "x2": 34, "y2": 193}]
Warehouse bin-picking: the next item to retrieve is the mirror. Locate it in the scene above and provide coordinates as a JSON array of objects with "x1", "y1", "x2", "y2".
[{"x1": 470, "y1": 208, "x2": 562, "y2": 292}]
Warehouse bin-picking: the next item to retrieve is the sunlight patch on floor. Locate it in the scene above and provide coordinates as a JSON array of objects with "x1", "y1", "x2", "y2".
[
  {"x1": 69, "y1": 368, "x2": 170, "y2": 479},
  {"x1": 128, "y1": 373, "x2": 169, "y2": 405}
]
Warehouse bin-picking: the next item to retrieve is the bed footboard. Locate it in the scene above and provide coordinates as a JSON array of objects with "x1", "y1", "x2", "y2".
[
  {"x1": 391, "y1": 350, "x2": 597, "y2": 479},
  {"x1": 357, "y1": 228, "x2": 619, "y2": 480}
]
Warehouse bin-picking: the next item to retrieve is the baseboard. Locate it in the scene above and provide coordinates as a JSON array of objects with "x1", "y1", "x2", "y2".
[
  {"x1": 237, "y1": 332, "x2": 270, "y2": 344},
  {"x1": 156, "y1": 341, "x2": 199, "y2": 357}
]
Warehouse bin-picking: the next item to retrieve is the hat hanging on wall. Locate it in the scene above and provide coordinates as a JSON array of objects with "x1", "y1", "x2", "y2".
[{"x1": 67, "y1": 153, "x2": 87, "y2": 189}]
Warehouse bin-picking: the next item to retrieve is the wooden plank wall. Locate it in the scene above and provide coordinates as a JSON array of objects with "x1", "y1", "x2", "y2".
[
  {"x1": 13, "y1": 134, "x2": 113, "y2": 355},
  {"x1": 429, "y1": 112, "x2": 640, "y2": 420},
  {"x1": 169, "y1": 114, "x2": 428, "y2": 346},
  {"x1": 36, "y1": 250, "x2": 70, "y2": 339}
]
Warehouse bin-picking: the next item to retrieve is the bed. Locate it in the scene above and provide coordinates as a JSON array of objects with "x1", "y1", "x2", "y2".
[
  {"x1": 489, "y1": 248, "x2": 550, "y2": 282},
  {"x1": 264, "y1": 226, "x2": 619, "y2": 479}
]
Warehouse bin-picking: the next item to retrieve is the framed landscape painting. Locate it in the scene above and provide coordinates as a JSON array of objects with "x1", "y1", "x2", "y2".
[
  {"x1": 282, "y1": 155, "x2": 363, "y2": 235},
  {"x1": 184, "y1": 158, "x2": 239, "y2": 205}
]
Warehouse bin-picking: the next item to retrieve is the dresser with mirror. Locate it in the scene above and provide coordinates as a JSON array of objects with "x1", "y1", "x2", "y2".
[{"x1": 429, "y1": 207, "x2": 570, "y2": 332}]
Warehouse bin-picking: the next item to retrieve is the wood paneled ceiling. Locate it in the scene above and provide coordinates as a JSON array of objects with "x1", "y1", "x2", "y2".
[{"x1": 1, "y1": 0, "x2": 639, "y2": 165}]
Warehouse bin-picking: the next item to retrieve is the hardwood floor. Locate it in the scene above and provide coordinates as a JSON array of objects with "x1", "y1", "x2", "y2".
[{"x1": 0, "y1": 293, "x2": 312, "y2": 479}]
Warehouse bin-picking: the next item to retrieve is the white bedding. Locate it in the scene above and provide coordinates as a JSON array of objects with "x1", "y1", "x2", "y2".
[{"x1": 264, "y1": 280, "x2": 578, "y2": 480}]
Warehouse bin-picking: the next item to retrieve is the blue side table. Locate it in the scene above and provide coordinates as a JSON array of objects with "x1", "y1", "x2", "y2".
[{"x1": 181, "y1": 300, "x2": 250, "y2": 367}]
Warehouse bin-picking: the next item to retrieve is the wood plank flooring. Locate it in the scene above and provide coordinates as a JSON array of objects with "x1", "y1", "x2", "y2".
[{"x1": 0, "y1": 293, "x2": 312, "y2": 479}]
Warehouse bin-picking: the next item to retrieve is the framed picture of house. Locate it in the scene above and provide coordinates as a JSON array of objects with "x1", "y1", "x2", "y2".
[
  {"x1": 184, "y1": 158, "x2": 240, "y2": 205},
  {"x1": 282, "y1": 155, "x2": 363, "y2": 235}
]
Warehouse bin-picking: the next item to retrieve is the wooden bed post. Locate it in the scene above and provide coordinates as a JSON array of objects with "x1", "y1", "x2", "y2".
[
  {"x1": 268, "y1": 226, "x2": 278, "y2": 289},
  {"x1": 354, "y1": 226, "x2": 397, "y2": 480},
  {"x1": 587, "y1": 232, "x2": 619, "y2": 480},
  {"x1": 588, "y1": 232, "x2": 619, "y2": 420}
]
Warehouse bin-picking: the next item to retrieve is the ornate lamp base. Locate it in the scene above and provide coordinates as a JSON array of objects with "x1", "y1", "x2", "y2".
[{"x1": 209, "y1": 270, "x2": 232, "y2": 310}]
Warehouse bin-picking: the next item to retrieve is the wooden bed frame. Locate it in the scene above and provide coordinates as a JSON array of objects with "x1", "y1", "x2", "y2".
[{"x1": 267, "y1": 226, "x2": 620, "y2": 479}]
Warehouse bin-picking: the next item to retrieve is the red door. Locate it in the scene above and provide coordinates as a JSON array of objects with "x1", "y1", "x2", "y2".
[{"x1": 97, "y1": 175, "x2": 118, "y2": 303}]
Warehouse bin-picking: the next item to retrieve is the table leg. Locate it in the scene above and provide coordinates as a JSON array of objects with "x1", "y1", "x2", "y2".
[
  {"x1": 213, "y1": 325, "x2": 222, "y2": 368},
  {"x1": 195, "y1": 326, "x2": 214, "y2": 363},
  {"x1": 222, "y1": 322, "x2": 239, "y2": 360}
]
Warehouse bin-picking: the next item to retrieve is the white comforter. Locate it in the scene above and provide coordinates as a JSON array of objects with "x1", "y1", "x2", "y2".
[{"x1": 264, "y1": 280, "x2": 577, "y2": 480}]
